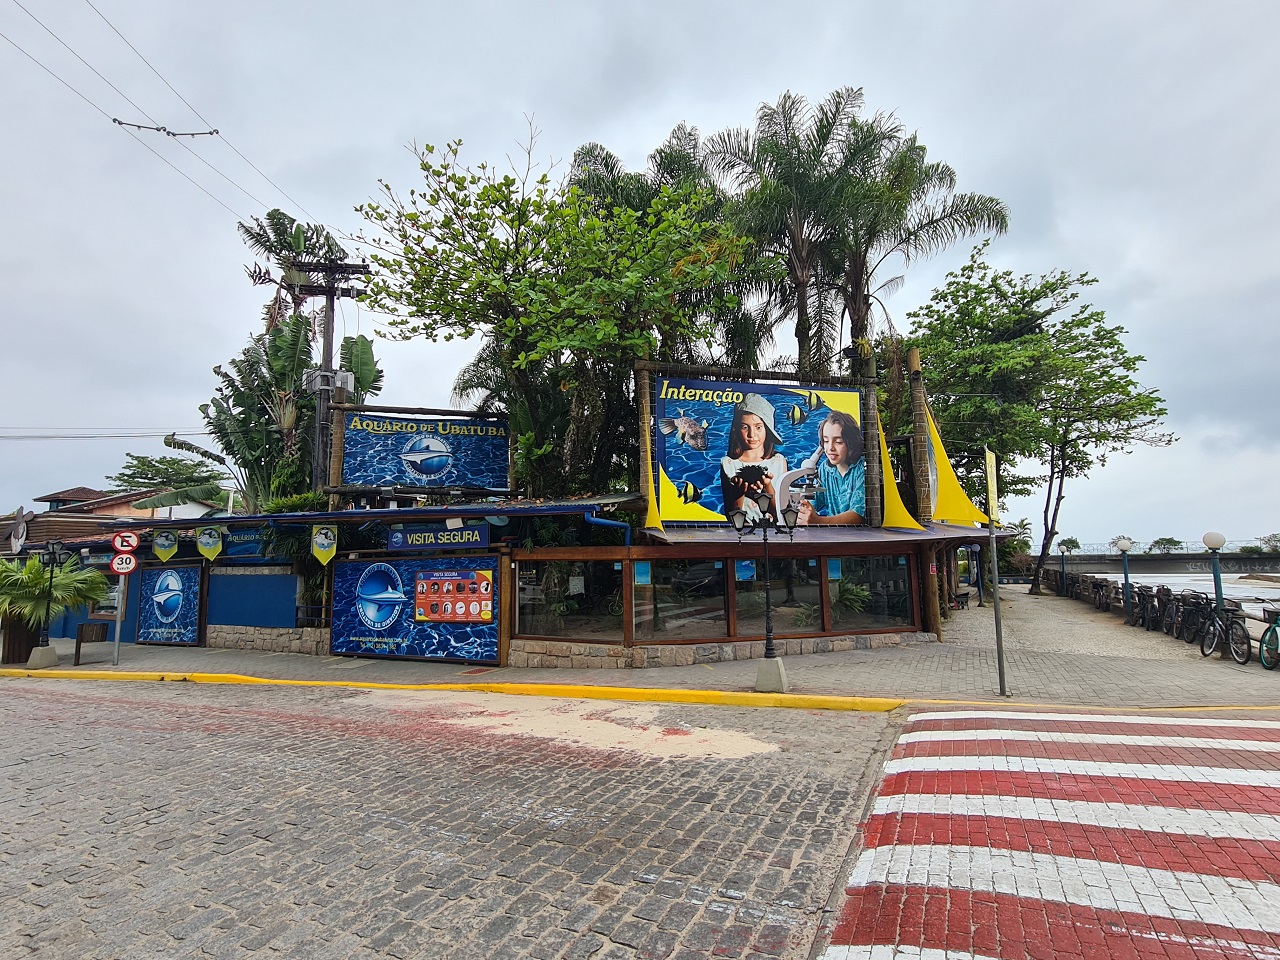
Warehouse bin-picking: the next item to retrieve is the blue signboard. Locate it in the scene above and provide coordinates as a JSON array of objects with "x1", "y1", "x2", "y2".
[
  {"x1": 136, "y1": 565, "x2": 202, "y2": 646},
  {"x1": 331, "y1": 556, "x2": 499, "y2": 662},
  {"x1": 653, "y1": 376, "x2": 865, "y2": 526},
  {"x1": 342, "y1": 414, "x2": 509, "y2": 490},
  {"x1": 388, "y1": 524, "x2": 490, "y2": 551},
  {"x1": 224, "y1": 527, "x2": 266, "y2": 558}
]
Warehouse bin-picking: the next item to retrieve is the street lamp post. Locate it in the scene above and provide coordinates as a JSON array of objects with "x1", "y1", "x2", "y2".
[
  {"x1": 1203, "y1": 531, "x2": 1227, "y2": 611},
  {"x1": 1115, "y1": 538, "x2": 1133, "y2": 618},
  {"x1": 1058, "y1": 542, "x2": 1069, "y2": 597},
  {"x1": 28, "y1": 539, "x2": 73, "y2": 669},
  {"x1": 729, "y1": 489, "x2": 801, "y2": 692}
]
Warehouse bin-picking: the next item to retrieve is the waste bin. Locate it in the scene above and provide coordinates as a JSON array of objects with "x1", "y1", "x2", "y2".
[
  {"x1": 75, "y1": 621, "x2": 109, "y2": 665},
  {"x1": 1, "y1": 616, "x2": 40, "y2": 664}
]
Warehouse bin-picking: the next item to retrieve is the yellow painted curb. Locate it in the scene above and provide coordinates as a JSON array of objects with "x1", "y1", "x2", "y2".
[{"x1": 0, "y1": 668, "x2": 904, "y2": 712}]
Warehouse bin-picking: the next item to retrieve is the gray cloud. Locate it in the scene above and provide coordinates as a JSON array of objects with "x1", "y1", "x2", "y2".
[{"x1": 2, "y1": 0, "x2": 1277, "y2": 544}]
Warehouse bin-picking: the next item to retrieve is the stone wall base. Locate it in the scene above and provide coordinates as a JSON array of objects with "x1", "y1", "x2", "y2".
[
  {"x1": 206, "y1": 624, "x2": 330, "y2": 656},
  {"x1": 507, "y1": 632, "x2": 936, "y2": 669}
]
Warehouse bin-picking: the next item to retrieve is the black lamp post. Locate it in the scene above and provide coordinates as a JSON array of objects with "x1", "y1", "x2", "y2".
[
  {"x1": 36, "y1": 539, "x2": 73, "y2": 648},
  {"x1": 728, "y1": 491, "x2": 801, "y2": 666}
]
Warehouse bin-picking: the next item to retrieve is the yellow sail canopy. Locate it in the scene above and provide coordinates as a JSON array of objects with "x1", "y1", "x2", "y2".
[
  {"x1": 926, "y1": 408, "x2": 989, "y2": 526},
  {"x1": 878, "y1": 412, "x2": 925, "y2": 531}
]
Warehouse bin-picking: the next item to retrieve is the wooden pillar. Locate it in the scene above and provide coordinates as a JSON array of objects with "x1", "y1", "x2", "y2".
[
  {"x1": 861, "y1": 353, "x2": 883, "y2": 527},
  {"x1": 908, "y1": 347, "x2": 942, "y2": 639},
  {"x1": 327, "y1": 386, "x2": 348, "y2": 512}
]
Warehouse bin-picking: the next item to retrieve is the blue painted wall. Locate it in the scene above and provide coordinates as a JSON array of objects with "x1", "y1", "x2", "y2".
[{"x1": 207, "y1": 572, "x2": 298, "y2": 628}]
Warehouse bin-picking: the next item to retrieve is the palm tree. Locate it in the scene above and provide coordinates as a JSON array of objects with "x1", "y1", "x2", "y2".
[
  {"x1": 831, "y1": 131, "x2": 1010, "y2": 346},
  {"x1": 707, "y1": 87, "x2": 874, "y2": 378},
  {"x1": 238, "y1": 209, "x2": 347, "y2": 331},
  {"x1": 0, "y1": 557, "x2": 108, "y2": 632}
]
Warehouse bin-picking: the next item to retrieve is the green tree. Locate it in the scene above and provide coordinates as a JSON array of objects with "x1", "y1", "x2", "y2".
[
  {"x1": 1057, "y1": 536, "x2": 1081, "y2": 553},
  {"x1": 0, "y1": 557, "x2": 108, "y2": 631},
  {"x1": 907, "y1": 245, "x2": 1173, "y2": 592},
  {"x1": 707, "y1": 87, "x2": 873, "y2": 377},
  {"x1": 1147, "y1": 537, "x2": 1184, "y2": 554},
  {"x1": 239, "y1": 209, "x2": 348, "y2": 332},
  {"x1": 830, "y1": 132, "x2": 1008, "y2": 347},
  {"x1": 105, "y1": 453, "x2": 228, "y2": 493},
  {"x1": 359, "y1": 138, "x2": 744, "y2": 496}
]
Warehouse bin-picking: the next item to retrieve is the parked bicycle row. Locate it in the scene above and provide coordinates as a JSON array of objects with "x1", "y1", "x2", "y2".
[{"x1": 1039, "y1": 568, "x2": 1280, "y2": 670}]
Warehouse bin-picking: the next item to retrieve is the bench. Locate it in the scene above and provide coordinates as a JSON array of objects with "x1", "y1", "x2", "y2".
[{"x1": 74, "y1": 622, "x2": 109, "y2": 665}]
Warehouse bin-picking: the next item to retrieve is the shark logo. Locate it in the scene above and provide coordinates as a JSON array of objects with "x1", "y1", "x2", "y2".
[
  {"x1": 355, "y1": 563, "x2": 407, "y2": 631},
  {"x1": 151, "y1": 570, "x2": 184, "y2": 624},
  {"x1": 400, "y1": 434, "x2": 454, "y2": 481}
]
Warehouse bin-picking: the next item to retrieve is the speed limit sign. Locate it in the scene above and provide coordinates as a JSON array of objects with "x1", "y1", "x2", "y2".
[
  {"x1": 111, "y1": 531, "x2": 140, "y2": 553},
  {"x1": 109, "y1": 552, "x2": 138, "y2": 575}
]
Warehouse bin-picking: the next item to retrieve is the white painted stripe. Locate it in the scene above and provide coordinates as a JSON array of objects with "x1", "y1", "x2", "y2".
[
  {"x1": 847, "y1": 844, "x2": 1280, "y2": 934},
  {"x1": 820, "y1": 948, "x2": 1003, "y2": 960},
  {"x1": 898, "y1": 729, "x2": 1280, "y2": 752},
  {"x1": 882, "y1": 754, "x2": 1280, "y2": 787},
  {"x1": 871, "y1": 794, "x2": 1280, "y2": 843},
  {"x1": 908, "y1": 710, "x2": 1280, "y2": 729}
]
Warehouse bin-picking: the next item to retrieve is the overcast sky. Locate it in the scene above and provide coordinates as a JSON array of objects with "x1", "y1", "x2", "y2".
[{"x1": 3, "y1": 0, "x2": 1276, "y2": 548}]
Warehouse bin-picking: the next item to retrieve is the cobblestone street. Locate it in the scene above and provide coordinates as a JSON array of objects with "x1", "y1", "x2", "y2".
[{"x1": 1, "y1": 680, "x2": 894, "y2": 959}]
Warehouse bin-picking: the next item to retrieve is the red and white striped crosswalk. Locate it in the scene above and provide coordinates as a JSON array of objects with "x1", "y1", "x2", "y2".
[{"x1": 821, "y1": 710, "x2": 1280, "y2": 960}]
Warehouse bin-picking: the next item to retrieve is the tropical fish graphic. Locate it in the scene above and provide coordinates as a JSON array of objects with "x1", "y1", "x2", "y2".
[
  {"x1": 787, "y1": 404, "x2": 809, "y2": 426},
  {"x1": 801, "y1": 390, "x2": 825, "y2": 411},
  {"x1": 658, "y1": 410, "x2": 709, "y2": 450},
  {"x1": 675, "y1": 480, "x2": 703, "y2": 504}
]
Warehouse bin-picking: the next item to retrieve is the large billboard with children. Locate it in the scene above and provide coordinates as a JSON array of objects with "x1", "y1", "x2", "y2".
[{"x1": 652, "y1": 376, "x2": 865, "y2": 526}]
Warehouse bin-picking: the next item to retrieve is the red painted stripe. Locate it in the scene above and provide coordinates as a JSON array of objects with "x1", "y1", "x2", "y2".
[
  {"x1": 879, "y1": 770, "x2": 1277, "y2": 814},
  {"x1": 893, "y1": 738, "x2": 1280, "y2": 770},
  {"x1": 828, "y1": 885, "x2": 1280, "y2": 960},
  {"x1": 862, "y1": 813, "x2": 1280, "y2": 884},
  {"x1": 907, "y1": 717, "x2": 1280, "y2": 741}
]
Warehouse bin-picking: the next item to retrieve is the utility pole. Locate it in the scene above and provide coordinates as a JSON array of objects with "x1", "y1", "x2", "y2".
[{"x1": 291, "y1": 259, "x2": 367, "y2": 492}]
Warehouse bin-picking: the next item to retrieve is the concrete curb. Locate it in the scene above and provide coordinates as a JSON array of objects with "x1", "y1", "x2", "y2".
[{"x1": 0, "y1": 668, "x2": 906, "y2": 712}]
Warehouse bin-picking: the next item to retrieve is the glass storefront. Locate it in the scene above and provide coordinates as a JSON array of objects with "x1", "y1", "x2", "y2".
[
  {"x1": 517, "y1": 560, "x2": 625, "y2": 642},
  {"x1": 827, "y1": 555, "x2": 914, "y2": 629},
  {"x1": 515, "y1": 552, "x2": 918, "y2": 641},
  {"x1": 733, "y1": 557, "x2": 825, "y2": 637},
  {"x1": 633, "y1": 559, "x2": 729, "y2": 641}
]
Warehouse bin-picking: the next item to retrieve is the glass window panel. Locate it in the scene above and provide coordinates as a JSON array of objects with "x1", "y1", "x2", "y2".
[
  {"x1": 733, "y1": 557, "x2": 824, "y2": 637},
  {"x1": 516, "y1": 560, "x2": 625, "y2": 642},
  {"x1": 830, "y1": 555, "x2": 914, "y2": 629},
  {"x1": 633, "y1": 559, "x2": 728, "y2": 641}
]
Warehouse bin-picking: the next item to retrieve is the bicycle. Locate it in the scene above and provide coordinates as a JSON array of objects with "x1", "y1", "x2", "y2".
[
  {"x1": 1177, "y1": 590, "x2": 1212, "y2": 644},
  {"x1": 1093, "y1": 579, "x2": 1114, "y2": 613},
  {"x1": 1065, "y1": 572, "x2": 1082, "y2": 601},
  {"x1": 1157, "y1": 586, "x2": 1179, "y2": 635},
  {"x1": 1127, "y1": 585, "x2": 1159, "y2": 630},
  {"x1": 1198, "y1": 600, "x2": 1251, "y2": 665},
  {"x1": 1261, "y1": 607, "x2": 1280, "y2": 670}
]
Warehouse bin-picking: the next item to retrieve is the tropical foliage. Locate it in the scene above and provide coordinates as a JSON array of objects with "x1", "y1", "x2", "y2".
[{"x1": 0, "y1": 558, "x2": 108, "y2": 630}]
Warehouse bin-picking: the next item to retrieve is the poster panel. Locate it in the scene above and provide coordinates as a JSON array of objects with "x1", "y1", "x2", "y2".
[
  {"x1": 331, "y1": 556, "x2": 499, "y2": 662},
  {"x1": 342, "y1": 414, "x2": 509, "y2": 490},
  {"x1": 136, "y1": 565, "x2": 202, "y2": 646},
  {"x1": 653, "y1": 376, "x2": 865, "y2": 526}
]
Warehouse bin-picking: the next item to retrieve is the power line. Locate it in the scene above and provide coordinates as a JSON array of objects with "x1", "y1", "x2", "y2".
[
  {"x1": 80, "y1": 0, "x2": 322, "y2": 226},
  {"x1": 0, "y1": 27, "x2": 246, "y2": 219},
  {"x1": 8, "y1": 0, "x2": 270, "y2": 212}
]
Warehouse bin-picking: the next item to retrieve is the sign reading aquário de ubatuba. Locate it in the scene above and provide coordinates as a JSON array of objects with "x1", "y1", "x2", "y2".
[
  {"x1": 342, "y1": 414, "x2": 509, "y2": 491},
  {"x1": 388, "y1": 524, "x2": 490, "y2": 551},
  {"x1": 652, "y1": 376, "x2": 866, "y2": 526}
]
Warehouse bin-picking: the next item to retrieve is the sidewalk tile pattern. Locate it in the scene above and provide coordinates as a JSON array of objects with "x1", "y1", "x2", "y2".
[{"x1": 820, "y1": 710, "x2": 1280, "y2": 960}]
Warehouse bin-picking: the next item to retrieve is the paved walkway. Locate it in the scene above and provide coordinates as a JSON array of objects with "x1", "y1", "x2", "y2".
[{"x1": 19, "y1": 591, "x2": 1280, "y2": 709}]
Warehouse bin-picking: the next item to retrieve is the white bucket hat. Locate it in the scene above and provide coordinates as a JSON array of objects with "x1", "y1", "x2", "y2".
[{"x1": 735, "y1": 393, "x2": 783, "y2": 447}]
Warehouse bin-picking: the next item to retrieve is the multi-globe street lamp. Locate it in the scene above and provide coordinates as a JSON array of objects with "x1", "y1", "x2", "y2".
[
  {"x1": 36, "y1": 539, "x2": 73, "y2": 649},
  {"x1": 728, "y1": 487, "x2": 802, "y2": 693}
]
